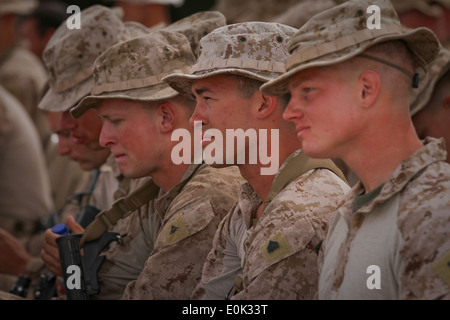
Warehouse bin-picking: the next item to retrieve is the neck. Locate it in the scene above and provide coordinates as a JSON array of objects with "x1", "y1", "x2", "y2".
[
  {"x1": 343, "y1": 120, "x2": 422, "y2": 193},
  {"x1": 152, "y1": 162, "x2": 191, "y2": 193},
  {"x1": 239, "y1": 144, "x2": 297, "y2": 203}
]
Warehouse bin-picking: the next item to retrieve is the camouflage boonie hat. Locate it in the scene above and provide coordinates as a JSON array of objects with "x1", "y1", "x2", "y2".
[
  {"x1": 38, "y1": 5, "x2": 134, "y2": 113},
  {"x1": 70, "y1": 30, "x2": 196, "y2": 119},
  {"x1": 163, "y1": 11, "x2": 226, "y2": 58},
  {"x1": 0, "y1": 0, "x2": 37, "y2": 15},
  {"x1": 163, "y1": 22, "x2": 298, "y2": 98},
  {"x1": 261, "y1": 0, "x2": 440, "y2": 96},
  {"x1": 390, "y1": 0, "x2": 450, "y2": 16},
  {"x1": 410, "y1": 46, "x2": 450, "y2": 116}
]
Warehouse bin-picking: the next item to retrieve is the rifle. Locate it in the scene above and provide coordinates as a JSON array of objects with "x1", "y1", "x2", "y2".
[{"x1": 56, "y1": 232, "x2": 120, "y2": 299}]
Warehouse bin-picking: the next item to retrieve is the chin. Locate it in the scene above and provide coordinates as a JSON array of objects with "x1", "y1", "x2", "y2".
[{"x1": 301, "y1": 144, "x2": 331, "y2": 160}]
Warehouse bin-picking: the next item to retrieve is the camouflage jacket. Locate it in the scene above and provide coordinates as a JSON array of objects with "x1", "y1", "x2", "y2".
[
  {"x1": 319, "y1": 137, "x2": 450, "y2": 300},
  {"x1": 121, "y1": 163, "x2": 244, "y2": 299},
  {"x1": 192, "y1": 150, "x2": 350, "y2": 300}
]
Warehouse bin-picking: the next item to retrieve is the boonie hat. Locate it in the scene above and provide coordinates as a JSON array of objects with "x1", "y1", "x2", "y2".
[
  {"x1": 163, "y1": 22, "x2": 298, "y2": 98},
  {"x1": 164, "y1": 11, "x2": 226, "y2": 58},
  {"x1": 70, "y1": 30, "x2": 196, "y2": 119},
  {"x1": 38, "y1": 5, "x2": 131, "y2": 113},
  {"x1": 0, "y1": 0, "x2": 37, "y2": 15},
  {"x1": 261, "y1": 0, "x2": 440, "y2": 96},
  {"x1": 410, "y1": 46, "x2": 450, "y2": 116}
]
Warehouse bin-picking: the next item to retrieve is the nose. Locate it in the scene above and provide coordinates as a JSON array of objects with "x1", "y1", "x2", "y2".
[
  {"x1": 99, "y1": 122, "x2": 115, "y2": 148},
  {"x1": 189, "y1": 101, "x2": 208, "y2": 128},
  {"x1": 282, "y1": 96, "x2": 304, "y2": 123}
]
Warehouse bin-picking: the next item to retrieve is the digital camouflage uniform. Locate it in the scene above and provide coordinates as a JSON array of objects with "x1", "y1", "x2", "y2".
[
  {"x1": 70, "y1": 12, "x2": 244, "y2": 300},
  {"x1": 120, "y1": 164, "x2": 243, "y2": 299},
  {"x1": 191, "y1": 150, "x2": 350, "y2": 299},
  {"x1": 165, "y1": 22, "x2": 350, "y2": 299},
  {"x1": 319, "y1": 138, "x2": 450, "y2": 299},
  {"x1": 262, "y1": 0, "x2": 449, "y2": 300}
]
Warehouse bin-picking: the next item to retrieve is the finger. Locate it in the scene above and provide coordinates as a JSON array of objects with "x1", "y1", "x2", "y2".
[
  {"x1": 67, "y1": 216, "x2": 84, "y2": 234},
  {"x1": 41, "y1": 248, "x2": 63, "y2": 276}
]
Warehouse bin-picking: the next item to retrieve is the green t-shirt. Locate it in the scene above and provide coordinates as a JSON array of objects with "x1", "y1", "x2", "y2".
[{"x1": 353, "y1": 184, "x2": 383, "y2": 212}]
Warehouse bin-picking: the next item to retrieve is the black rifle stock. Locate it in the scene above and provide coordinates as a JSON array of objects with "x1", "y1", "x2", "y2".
[{"x1": 56, "y1": 232, "x2": 120, "y2": 300}]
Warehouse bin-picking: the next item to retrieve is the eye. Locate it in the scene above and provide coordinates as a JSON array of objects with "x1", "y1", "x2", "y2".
[
  {"x1": 301, "y1": 87, "x2": 315, "y2": 98},
  {"x1": 108, "y1": 118, "x2": 123, "y2": 125}
]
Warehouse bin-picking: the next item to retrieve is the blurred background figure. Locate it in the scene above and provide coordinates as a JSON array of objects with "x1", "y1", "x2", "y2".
[
  {"x1": 18, "y1": 0, "x2": 69, "y2": 62},
  {"x1": 390, "y1": 0, "x2": 450, "y2": 49},
  {"x1": 0, "y1": 0, "x2": 50, "y2": 148},
  {"x1": 0, "y1": 84, "x2": 54, "y2": 291},
  {"x1": 114, "y1": 0, "x2": 183, "y2": 27},
  {"x1": 410, "y1": 46, "x2": 450, "y2": 163},
  {"x1": 211, "y1": 0, "x2": 341, "y2": 28}
]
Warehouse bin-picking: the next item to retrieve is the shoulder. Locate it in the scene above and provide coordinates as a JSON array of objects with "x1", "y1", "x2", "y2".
[
  {"x1": 180, "y1": 165, "x2": 244, "y2": 207},
  {"x1": 274, "y1": 168, "x2": 350, "y2": 215},
  {"x1": 397, "y1": 160, "x2": 450, "y2": 229}
]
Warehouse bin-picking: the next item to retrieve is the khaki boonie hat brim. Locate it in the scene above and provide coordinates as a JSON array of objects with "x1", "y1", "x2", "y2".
[
  {"x1": 38, "y1": 76, "x2": 94, "y2": 113},
  {"x1": 163, "y1": 62, "x2": 285, "y2": 98},
  {"x1": 70, "y1": 29, "x2": 196, "y2": 119},
  {"x1": 260, "y1": 0, "x2": 440, "y2": 97},
  {"x1": 71, "y1": 83, "x2": 180, "y2": 118},
  {"x1": 261, "y1": 26, "x2": 439, "y2": 96}
]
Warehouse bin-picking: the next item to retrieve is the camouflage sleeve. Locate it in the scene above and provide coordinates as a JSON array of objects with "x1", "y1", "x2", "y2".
[
  {"x1": 121, "y1": 166, "x2": 242, "y2": 299},
  {"x1": 397, "y1": 162, "x2": 450, "y2": 299},
  {"x1": 190, "y1": 205, "x2": 236, "y2": 299},
  {"x1": 121, "y1": 199, "x2": 223, "y2": 299},
  {"x1": 233, "y1": 169, "x2": 349, "y2": 299},
  {"x1": 94, "y1": 202, "x2": 160, "y2": 300}
]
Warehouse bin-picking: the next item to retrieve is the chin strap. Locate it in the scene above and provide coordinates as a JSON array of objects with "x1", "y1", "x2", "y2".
[{"x1": 358, "y1": 53, "x2": 419, "y2": 88}]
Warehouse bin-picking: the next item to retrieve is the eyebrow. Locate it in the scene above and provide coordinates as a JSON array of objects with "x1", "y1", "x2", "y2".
[{"x1": 193, "y1": 87, "x2": 214, "y2": 96}]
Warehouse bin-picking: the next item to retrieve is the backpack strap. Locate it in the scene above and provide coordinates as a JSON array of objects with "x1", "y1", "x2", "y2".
[{"x1": 263, "y1": 151, "x2": 348, "y2": 211}]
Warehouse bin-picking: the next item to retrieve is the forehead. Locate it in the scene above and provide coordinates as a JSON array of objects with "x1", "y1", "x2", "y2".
[
  {"x1": 192, "y1": 74, "x2": 240, "y2": 93},
  {"x1": 97, "y1": 98, "x2": 144, "y2": 113},
  {"x1": 288, "y1": 66, "x2": 338, "y2": 89}
]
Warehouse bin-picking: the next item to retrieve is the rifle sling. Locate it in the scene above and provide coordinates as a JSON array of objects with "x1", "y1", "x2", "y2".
[{"x1": 80, "y1": 179, "x2": 160, "y2": 247}]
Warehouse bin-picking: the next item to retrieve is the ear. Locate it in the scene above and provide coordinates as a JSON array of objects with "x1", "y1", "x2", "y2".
[
  {"x1": 157, "y1": 101, "x2": 177, "y2": 133},
  {"x1": 442, "y1": 95, "x2": 450, "y2": 110},
  {"x1": 359, "y1": 70, "x2": 380, "y2": 108},
  {"x1": 255, "y1": 93, "x2": 278, "y2": 119}
]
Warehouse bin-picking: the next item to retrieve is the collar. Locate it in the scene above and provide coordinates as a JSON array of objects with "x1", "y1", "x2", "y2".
[{"x1": 342, "y1": 137, "x2": 447, "y2": 215}]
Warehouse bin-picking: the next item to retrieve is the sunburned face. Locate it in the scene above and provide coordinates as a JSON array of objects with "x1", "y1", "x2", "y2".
[
  {"x1": 283, "y1": 66, "x2": 361, "y2": 159},
  {"x1": 51, "y1": 111, "x2": 110, "y2": 170},
  {"x1": 97, "y1": 98, "x2": 161, "y2": 178},
  {"x1": 60, "y1": 108, "x2": 104, "y2": 151}
]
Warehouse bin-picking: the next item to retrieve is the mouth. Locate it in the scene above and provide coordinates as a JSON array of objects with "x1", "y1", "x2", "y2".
[
  {"x1": 296, "y1": 125, "x2": 310, "y2": 138},
  {"x1": 202, "y1": 134, "x2": 215, "y2": 147},
  {"x1": 113, "y1": 153, "x2": 126, "y2": 160},
  {"x1": 72, "y1": 134, "x2": 87, "y2": 144}
]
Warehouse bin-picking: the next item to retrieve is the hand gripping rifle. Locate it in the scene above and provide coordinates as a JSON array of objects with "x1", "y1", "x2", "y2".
[{"x1": 56, "y1": 179, "x2": 160, "y2": 299}]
